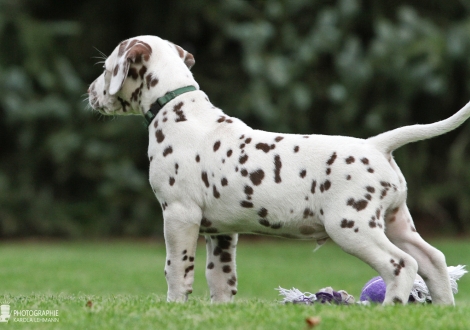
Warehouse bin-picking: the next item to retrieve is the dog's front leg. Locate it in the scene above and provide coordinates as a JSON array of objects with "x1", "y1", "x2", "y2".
[
  {"x1": 163, "y1": 203, "x2": 201, "y2": 302},
  {"x1": 205, "y1": 234, "x2": 238, "y2": 302}
]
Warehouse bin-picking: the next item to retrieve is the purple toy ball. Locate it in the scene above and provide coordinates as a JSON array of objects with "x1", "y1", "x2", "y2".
[{"x1": 360, "y1": 276, "x2": 387, "y2": 303}]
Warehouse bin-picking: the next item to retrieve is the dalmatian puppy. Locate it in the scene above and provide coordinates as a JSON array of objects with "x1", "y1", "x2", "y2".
[{"x1": 88, "y1": 35, "x2": 470, "y2": 305}]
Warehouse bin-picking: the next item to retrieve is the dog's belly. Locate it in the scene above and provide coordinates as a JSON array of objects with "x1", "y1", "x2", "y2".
[{"x1": 200, "y1": 207, "x2": 328, "y2": 240}]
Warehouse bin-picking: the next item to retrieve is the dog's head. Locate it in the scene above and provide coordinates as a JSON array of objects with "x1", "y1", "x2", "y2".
[{"x1": 88, "y1": 35, "x2": 197, "y2": 116}]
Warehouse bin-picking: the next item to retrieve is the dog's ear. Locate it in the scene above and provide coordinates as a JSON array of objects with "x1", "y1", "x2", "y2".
[
  {"x1": 168, "y1": 41, "x2": 195, "y2": 69},
  {"x1": 109, "y1": 39, "x2": 152, "y2": 95}
]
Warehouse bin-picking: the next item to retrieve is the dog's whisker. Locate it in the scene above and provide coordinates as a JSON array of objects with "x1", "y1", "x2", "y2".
[{"x1": 93, "y1": 47, "x2": 108, "y2": 60}]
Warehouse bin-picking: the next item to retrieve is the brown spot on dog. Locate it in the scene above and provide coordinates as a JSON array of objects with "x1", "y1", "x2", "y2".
[
  {"x1": 311, "y1": 180, "x2": 317, "y2": 194},
  {"x1": 256, "y1": 143, "x2": 274, "y2": 153},
  {"x1": 365, "y1": 194, "x2": 372, "y2": 201},
  {"x1": 213, "y1": 185, "x2": 220, "y2": 198},
  {"x1": 326, "y1": 168, "x2": 331, "y2": 175},
  {"x1": 258, "y1": 207, "x2": 268, "y2": 218},
  {"x1": 173, "y1": 102, "x2": 186, "y2": 122},
  {"x1": 361, "y1": 158, "x2": 369, "y2": 165},
  {"x1": 303, "y1": 208, "x2": 314, "y2": 218},
  {"x1": 345, "y1": 156, "x2": 355, "y2": 164},
  {"x1": 201, "y1": 218, "x2": 212, "y2": 227},
  {"x1": 327, "y1": 152, "x2": 337, "y2": 165},
  {"x1": 156, "y1": 130, "x2": 165, "y2": 143},
  {"x1": 380, "y1": 189, "x2": 388, "y2": 199},
  {"x1": 227, "y1": 149, "x2": 233, "y2": 157},
  {"x1": 275, "y1": 136, "x2": 284, "y2": 142},
  {"x1": 227, "y1": 276, "x2": 237, "y2": 286},
  {"x1": 300, "y1": 169, "x2": 307, "y2": 178},
  {"x1": 240, "y1": 169, "x2": 248, "y2": 177},
  {"x1": 213, "y1": 246, "x2": 222, "y2": 256},
  {"x1": 274, "y1": 155, "x2": 282, "y2": 183},
  {"x1": 169, "y1": 177, "x2": 175, "y2": 186},
  {"x1": 244, "y1": 185, "x2": 254, "y2": 196},
  {"x1": 245, "y1": 138, "x2": 252, "y2": 144},
  {"x1": 239, "y1": 135, "x2": 245, "y2": 140},
  {"x1": 167, "y1": 260, "x2": 171, "y2": 266},
  {"x1": 220, "y1": 252, "x2": 232, "y2": 263},
  {"x1": 239, "y1": 154, "x2": 248, "y2": 164},
  {"x1": 163, "y1": 146, "x2": 173, "y2": 157},
  {"x1": 222, "y1": 265, "x2": 232, "y2": 273},
  {"x1": 217, "y1": 237, "x2": 232, "y2": 250},
  {"x1": 376, "y1": 208, "x2": 381, "y2": 220},
  {"x1": 217, "y1": 116, "x2": 226, "y2": 123},
  {"x1": 366, "y1": 186, "x2": 375, "y2": 193},
  {"x1": 368, "y1": 168, "x2": 374, "y2": 173},
  {"x1": 149, "y1": 77, "x2": 159, "y2": 88},
  {"x1": 196, "y1": 154, "x2": 200, "y2": 162},
  {"x1": 341, "y1": 219, "x2": 355, "y2": 228},
  {"x1": 221, "y1": 178, "x2": 228, "y2": 186},
  {"x1": 128, "y1": 67, "x2": 139, "y2": 80},
  {"x1": 270, "y1": 223, "x2": 282, "y2": 229},
  {"x1": 346, "y1": 175, "x2": 351, "y2": 180},
  {"x1": 320, "y1": 180, "x2": 331, "y2": 192},
  {"x1": 139, "y1": 65, "x2": 147, "y2": 79},
  {"x1": 249, "y1": 169, "x2": 265, "y2": 186},
  {"x1": 207, "y1": 262, "x2": 214, "y2": 270},
  {"x1": 201, "y1": 171, "x2": 210, "y2": 188},
  {"x1": 294, "y1": 146, "x2": 299, "y2": 153},
  {"x1": 259, "y1": 219, "x2": 270, "y2": 227},
  {"x1": 240, "y1": 201, "x2": 253, "y2": 208},
  {"x1": 213, "y1": 141, "x2": 221, "y2": 152},
  {"x1": 347, "y1": 198, "x2": 368, "y2": 211}
]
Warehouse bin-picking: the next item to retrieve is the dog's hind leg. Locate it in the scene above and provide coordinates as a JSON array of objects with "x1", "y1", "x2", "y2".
[
  {"x1": 205, "y1": 234, "x2": 238, "y2": 302},
  {"x1": 163, "y1": 202, "x2": 201, "y2": 302},
  {"x1": 385, "y1": 204, "x2": 454, "y2": 305},
  {"x1": 324, "y1": 210, "x2": 418, "y2": 304}
]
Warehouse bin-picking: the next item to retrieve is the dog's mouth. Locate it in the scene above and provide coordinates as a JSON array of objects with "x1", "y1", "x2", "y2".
[{"x1": 87, "y1": 89, "x2": 123, "y2": 115}]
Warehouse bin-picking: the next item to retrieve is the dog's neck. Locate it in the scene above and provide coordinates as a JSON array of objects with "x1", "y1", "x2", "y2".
[{"x1": 144, "y1": 85, "x2": 198, "y2": 127}]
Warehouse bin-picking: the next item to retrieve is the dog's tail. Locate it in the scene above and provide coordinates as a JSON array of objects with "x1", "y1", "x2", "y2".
[{"x1": 367, "y1": 100, "x2": 470, "y2": 154}]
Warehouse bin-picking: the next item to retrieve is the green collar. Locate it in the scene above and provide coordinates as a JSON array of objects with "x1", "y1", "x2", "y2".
[{"x1": 144, "y1": 85, "x2": 197, "y2": 127}]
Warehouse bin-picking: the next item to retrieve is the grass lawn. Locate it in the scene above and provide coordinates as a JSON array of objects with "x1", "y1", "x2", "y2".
[{"x1": 0, "y1": 238, "x2": 469, "y2": 329}]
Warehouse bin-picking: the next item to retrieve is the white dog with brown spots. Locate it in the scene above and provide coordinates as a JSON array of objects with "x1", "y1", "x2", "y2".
[{"x1": 88, "y1": 35, "x2": 470, "y2": 305}]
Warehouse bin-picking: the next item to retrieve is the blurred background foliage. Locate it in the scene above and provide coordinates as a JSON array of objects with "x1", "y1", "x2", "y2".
[{"x1": 1, "y1": 0, "x2": 470, "y2": 238}]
